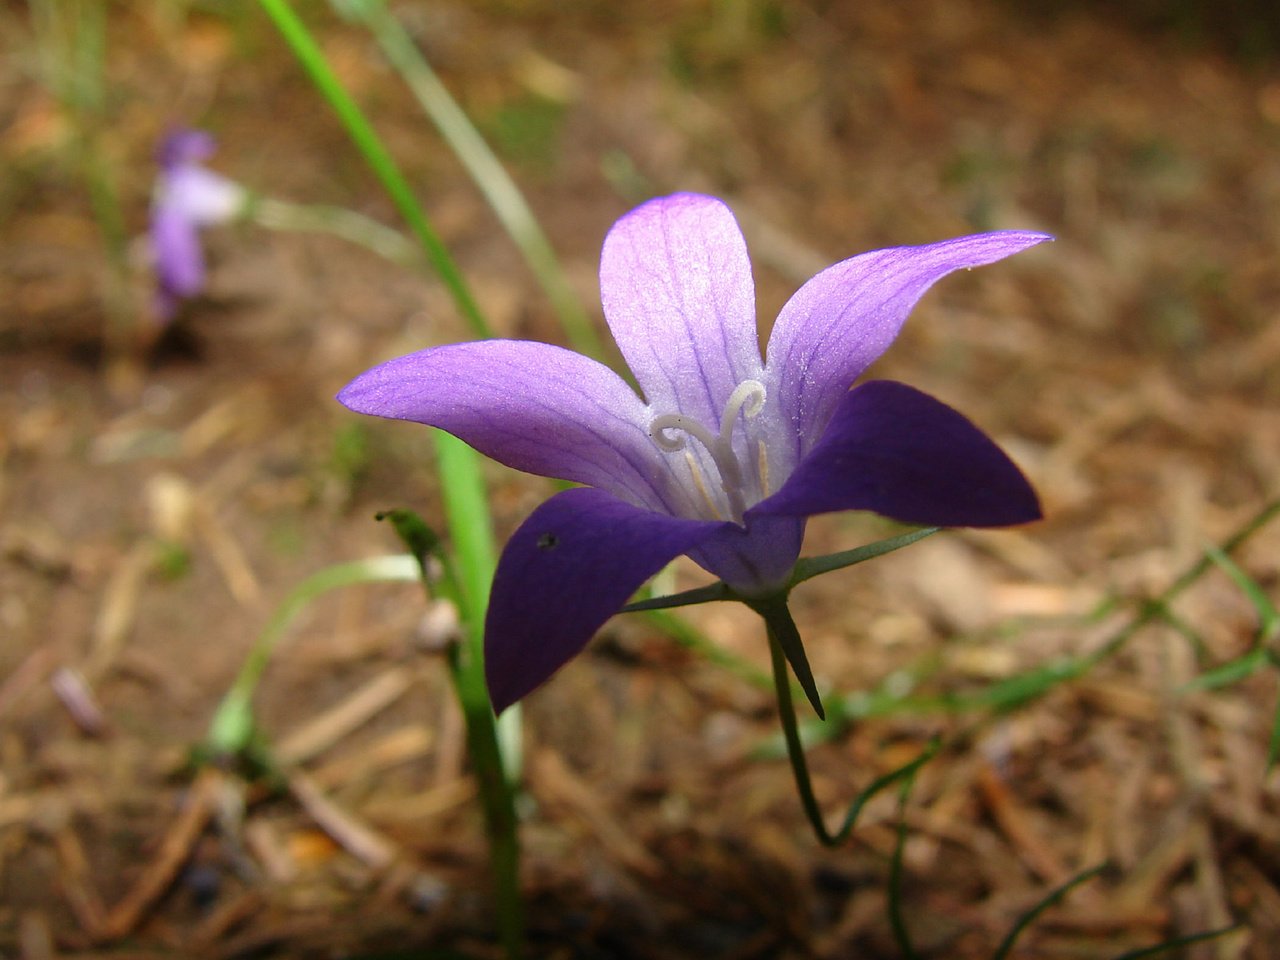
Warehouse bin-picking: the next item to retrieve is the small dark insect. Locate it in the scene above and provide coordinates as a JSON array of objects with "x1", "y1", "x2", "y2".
[{"x1": 537, "y1": 532, "x2": 559, "y2": 551}]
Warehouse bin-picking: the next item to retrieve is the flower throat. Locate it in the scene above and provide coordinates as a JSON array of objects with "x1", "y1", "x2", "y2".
[{"x1": 649, "y1": 379, "x2": 768, "y2": 523}]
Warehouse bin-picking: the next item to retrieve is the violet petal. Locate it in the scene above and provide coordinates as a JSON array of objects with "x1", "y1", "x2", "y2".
[
  {"x1": 600, "y1": 193, "x2": 765, "y2": 430},
  {"x1": 763, "y1": 231, "x2": 1052, "y2": 464},
  {"x1": 164, "y1": 166, "x2": 246, "y2": 226},
  {"x1": 151, "y1": 204, "x2": 205, "y2": 298},
  {"x1": 157, "y1": 129, "x2": 216, "y2": 169},
  {"x1": 751, "y1": 380, "x2": 1041, "y2": 527},
  {"x1": 338, "y1": 340, "x2": 671, "y2": 509},
  {"x1": 485, "y1": 487, "x2": 720, "y2": 711},
  {"x1": 685, "y1": 513, "x2": 805, "y2": 595}
]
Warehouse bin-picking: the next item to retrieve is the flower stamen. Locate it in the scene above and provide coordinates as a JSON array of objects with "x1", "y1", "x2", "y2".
[
  {"x1": 757, "y1": 438, "x2": 770, "y2": 498},
  {"x1": 684, "y1": 450, "x2": 724, "y2": 520},
  {"x1": 649, "y1": 379, "x2": 767, "y2": 522}
]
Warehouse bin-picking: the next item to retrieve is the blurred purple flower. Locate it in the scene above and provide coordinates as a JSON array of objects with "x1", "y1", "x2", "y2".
[
  {"x1": 339, "y1": 193, "x2": 1050, "y2": 710},
  {"x1": 150, "y1": 129, "x2": 246, "y2": 320}
]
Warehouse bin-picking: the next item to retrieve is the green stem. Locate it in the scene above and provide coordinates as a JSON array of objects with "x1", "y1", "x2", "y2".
[
  {"x1": 257, "y1": 0, "x2": 491, "y2": 340},
  {"x1": 752, "y1": 596, "x2": 823, "y2": 718},
  {"x1": 391, "y1": 472, "x2": 524, "y2": 958},
  {"x1": 333, "y1": 0, "x2": 605, "y2": 359},
  {"x1": 258, "y1": 2, "x2": 522, "y2": 950},
  {"x1": 764, "y1": 605, "x2": 937, "y2": 847},
  {"x1": 1087, "y1": 496, "x2": 1280, "y2": 665},
  {"x1": 442, "y1": 642, "x2": 524, "y2": 959},
  {"x1": 767, "y1": 614, "x2": 838, "y2": 844},
  {"x1": 252, "y1": 196, "x2": 417, "y2": 265},
  {"x1": 431, "y1": 434, "x2": 524, "y2": 953},
  {"x1": 208, "y1": 555, "x2": 422, "y2": 756}
]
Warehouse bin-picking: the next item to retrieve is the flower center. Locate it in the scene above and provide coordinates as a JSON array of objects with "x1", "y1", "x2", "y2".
[{"x1": 649, "y1": 379, "x2": 767, "y2": 523}]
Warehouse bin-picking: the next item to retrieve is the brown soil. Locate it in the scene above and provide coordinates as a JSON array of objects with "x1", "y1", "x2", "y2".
[{"x1": 2, "y1": 1, "x2": 1279, "y2": 957}]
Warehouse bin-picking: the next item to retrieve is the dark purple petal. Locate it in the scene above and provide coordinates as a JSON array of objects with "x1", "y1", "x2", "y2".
[
  {"x1": 485, "y1": 487, "x2": 720, "y2": 711},
  {"x1": 751, "y1": 380, "x2": 1041, "y2": 527},
  {"x1": 762, "y1": 232, "x2": 1052, "y2": 464},
  {"x1": 338, "y1": 340, "x2": 671, "y2": 510},
  {"x1": 686, "y1": 513, "x2": 804, "y2": 595},
  {"x1": 600, "y1": 193, "x2": 765, "y2": 430}
]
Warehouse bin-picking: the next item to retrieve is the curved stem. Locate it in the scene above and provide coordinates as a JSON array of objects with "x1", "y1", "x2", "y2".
[
  {"x1": 764, "y1": 605, "x2": 938, "y2": 847},
  {"x1": 767, "y1": 616, "x2": 836, "y2": 844}
]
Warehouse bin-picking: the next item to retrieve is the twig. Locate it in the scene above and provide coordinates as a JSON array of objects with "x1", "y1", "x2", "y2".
[
  {"x1": 288, "y1": 771, "x2": 397, "y2": 871},
  {"x1": 275, "y1": 667, "x2": 415, "y2": 766},
  {"x1": 95, "y1": 767, "x2": 222, "y2": 941}
]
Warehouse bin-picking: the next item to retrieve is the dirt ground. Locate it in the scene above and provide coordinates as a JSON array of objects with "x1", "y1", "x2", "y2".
[{"x1": 2, "y1": 1, "x2": 1280, "y2": 957}]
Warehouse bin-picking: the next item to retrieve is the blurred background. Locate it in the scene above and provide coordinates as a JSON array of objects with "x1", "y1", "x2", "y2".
[{"x1": 1, "y1": 1, "x2": 1278, "y2": 957}]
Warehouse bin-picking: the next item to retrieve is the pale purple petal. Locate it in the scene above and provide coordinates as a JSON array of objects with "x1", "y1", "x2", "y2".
[
  {"x1": 600, "y1": 194, "x2": 764, "y2": 430},
  {"x1": 338, "y1": 340, "x2": 672, "y2": 509},
  {"x1": 751, "y1": 380, "x2": 1041, "y2": 527},
  {"x1": 485, "y1": 487, "x2": 720, "y2": 711},
  {"x1": 762, "y1": 231, "x2": 1052, "y2": 464},
  {"x1": 151, "y1": 205, "x2": 205, "y2": 299},
  {"x1": 164, "y1": 166, "x2": 246, "y2": 225}
]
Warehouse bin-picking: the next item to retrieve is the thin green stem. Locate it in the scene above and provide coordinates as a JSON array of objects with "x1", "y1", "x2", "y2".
[
  {"x1": 252, "y1": 196, "x2": 417, "y2": 264},
  {"x1": 886, "y1": 796, "x2": 922, "y2": 960},
  {"x1": 990, "y1": 864, "x2": 1106, "y2": 960},
  {"x1": 257, "y1": 0, "x2": 491, "y2": 340},
  {"x1": 207, "y1": 555, "x2": 422, "y2": 756},
  {"x1": 768, "y1": 620, "x2": 835, "y2": 843},
  {"x1": 388, "y1": 494, "x2": 524, "y2": 959},
  {"x1": 764, "y1": 606, "x2": 938, "y2": 847},
  {"x1": 753, "y1": 596, "x2": 823, "y2": 718},
  {"x1": 258, "y1": 2, "x2": 522, "y2": 950},
  {"x1": 332, "y1": 0, "x2": 605, "y2": 359},
  {"x1": 1088, "y1": 497, "x2": 1280, "y2": 666}
]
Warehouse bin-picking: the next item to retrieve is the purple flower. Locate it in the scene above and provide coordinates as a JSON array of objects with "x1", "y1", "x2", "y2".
[
  {"x1": 339, "y1": 193, "x2": 1051, "y2": 710},
  {"x1": 150, "y1": 130, "x2": 247, "y2": 320}
]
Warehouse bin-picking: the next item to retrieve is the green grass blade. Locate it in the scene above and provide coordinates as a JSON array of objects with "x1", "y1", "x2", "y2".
[
  {"x1": 257, "y1": 0, "x2": 491, "y2": 339},
  {"x1": 1206, "y1": 542, "x2": 1279, "y2": 642},
  {"x1": 331, "y1": 0, "x2": 605, "y2": 359},
  {"x1": 207, "y1": 554, "x2": 421, "y2": 755},
  {"x1": 1108, "y1": 924, "x2": 1240, "y2": 959},
  {"x1": 991, "y1": 864, "x2": 1106, "y2": 960},
  {"x1": 887, "y1": 800, "x2": 922, "y2": 960},
  {"x1": 1183, "y1": 648, "x2": 1267, "y2": 691}
]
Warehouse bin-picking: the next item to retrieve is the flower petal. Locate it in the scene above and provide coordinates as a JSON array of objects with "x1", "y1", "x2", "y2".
[
  {"x1": 165, "y1": 166, "x2": 246, "y2": 226},
  {"x1": 763, "y1": 231, "x2": 1051, "y2": 464},
  {"x1": 686, "y1": 514, "x2": 805, "y2": 595},
  {"x1": 751, "y1": 380, "x2": 1041, "y2": 527},
  {"x1": 485, "y1": 487, "x2": 720, "y2": 711},
  {"x1": 151, "y1": 205, "x2": 205, "y2": 299},
  {"x1": 338, "y1": 340, "x2": 672, "y2": 509},
  {"x1": 157, "y1": 129, "x2": 216, "y2": 169},
  {"x1": 600, "y1": 193, "x2": 764, "y2": 429}
]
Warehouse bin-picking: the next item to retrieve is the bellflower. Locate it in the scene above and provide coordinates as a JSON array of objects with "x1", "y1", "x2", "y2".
[
  {"x1": 150, "y1": 129, "x2": 248, "y2": 320},
  {"x1": 339, "y1": 193, "x2": 1050, "y2": 710}
]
